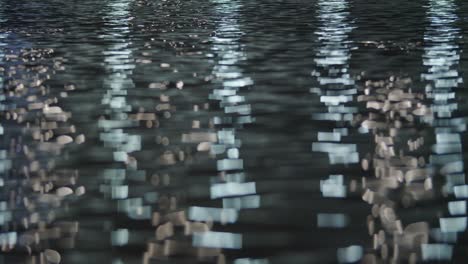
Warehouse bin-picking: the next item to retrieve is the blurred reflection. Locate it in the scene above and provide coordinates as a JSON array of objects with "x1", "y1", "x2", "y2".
[
  {"x1": 0, "y1": 14, "x2": 82, "y2": 264},
  {"x1": 185, "y1": 0, "x2": 254, "y2": 261},
  {"x1": 311, "y1": 1, "x2": 363, "y2": 263},
  {"x1": 358, "y1": 74, "x2": 434, "y2": 263},
  {"x1": 94, "y1": 0, "x2": 154, "y2": 262},
  {"x1": 311, "y1": 0, "x2": 357, "y2": 168},
  {"x1": 0, "y1": 10, "x2": 5, "y2": 166},
  {"x1": 99, "y1": 0, "x2": 139, "y2": 167},
  {"x1": 2, "y1": 0, "x2": 468, "y2": 263},
  {"x1": 354, "y1": 0, "x2": 466, "y2": 262},
  {"x1": 421, "y1": 0, "x2": 465, "y2": 261}
]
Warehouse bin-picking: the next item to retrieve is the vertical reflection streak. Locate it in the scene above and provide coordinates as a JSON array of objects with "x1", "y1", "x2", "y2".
[
  {"x1": 188, "y1": 0, "x2": 255, "y2": 257},
  {"x1": 0, "y1": 5, "x2": 5, "y2": 147},
  {"x1": 96, "y1": 0, "x2": 149, "y2": 259},
  {"x1": 98, "y1": 0, "x2": 139, "y2": 199},
  {"x1": 0, "y1": 4, "x2": 82, "y2": 261},
  {"x1": 0, "y1": 6, "x2": 13, "y2": 252},
  {"x1": 311, "y1": 0, "x2": 363, "y2": 263},
  {"x1": 311, "y1": 0, "x2": 358, "y2": 167},
  {"x1": 99, "y1": 0, "x2": 139, "y2": 166},
  {"x1": 422, "y1": 0, "x2": 464, "y2": 261}
]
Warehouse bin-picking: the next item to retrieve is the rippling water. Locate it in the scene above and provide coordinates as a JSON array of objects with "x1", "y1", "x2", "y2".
[{"x1": 1, "y1": 0, "x2": 468, "y2": 263}]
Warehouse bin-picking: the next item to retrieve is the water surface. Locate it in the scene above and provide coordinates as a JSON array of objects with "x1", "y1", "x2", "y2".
[{"x1": 1, "y1": 0, "x2": 468, "y2": 263}]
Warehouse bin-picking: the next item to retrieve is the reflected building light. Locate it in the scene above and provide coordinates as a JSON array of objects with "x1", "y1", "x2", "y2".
[
  {"x1": 223, "y1": 195, "x2": 260, "y2": 209},
  {"x1": 188, "y1": 206, "x2": 239, "y2": 224},
  {"x1": 320, "y1": 175, "x2": 346, "y2": 198},
  {"x1": 193, "y1": 231, "x2": 242, "y2": 249},
  {"x1": 312, "y1": 143, "x2": 356, "y2": 153},
  {"x1": 317, "y1": 213, "x2": 349, "y2": 228},
  {"x1": 209, "y1": 89, "x2": 236, "y2": 99},
  {"x1": 430, "y1": 228, "x2": 458, "y2": 244},
  {"x1": 422, "y1": 1, "x2": 465, "y2": 256},
  {"x1": 453, "y1": 185, "x2": 468, "y2": 198},
  {"x1": 318, "y1": 95, "x2": 353, "y2": 105},
  {"x1": 421, "y1": 244, "x2": 453, "y2": 261},
  {"x1": 334, "y1": 128, "x2": 349, "y2": 136},
  {"x1": 234, "y1": 258, "x2": 270, "y2": 264},
  {"x1": 98, "y1": 0, "x2": 140, "y2": 166},
  {"x1": 0, "y1": 31, "x2": 4, "y2": 112},
  {"x1": 217, "y1": 158, "x2": 243, "y2": 171},
  {"x1": 312, "y1": 113, "x2": 353, "y2": 122},
  {"x1": 211, "y1": 172, "x2": 246, "y2": 184},
  {"x1": 0, "y1": 158, "x2": 11, "y2": 173},
  {"x1": 96, "y1": 1, "x2": 153, "y2": 254},
  {"x1": 102, "y1": 168, "x2": 127, "y2": 182},
  {"x1": 125, "y1": 206, "x2": 152, "y2": 220},
  {"x1": 118, "y1": 197, "x2": 141, "y2": 210},
  {"x1": 330, "y1": 152, "x2": 358, "y2": 164},
  {"x1": 99, "y1": 184, "x2": 129, "y2": 199},
  {"x1": 0, "y1": 23, "x2": 7, "y2": 179},
  {"x1": 311, "y1": 0, "x2": 357, "y2": 165},
  {"x1": 439, "y1": 217, "x2": 467, "y2": 233},
  {"x1": 218, "y1": 129, "x2": 237, "y2": 144},
  {"x1": 448, "y1": 200, "x2": 466, "y2": 215},
  {"x1": 0, "y1": 6, "x2": 86, "y2": 256},
  {"x1": 317, "y1": 132, "x2": 342, "y2": 142},
  {"x1": 0, "y1": 211, "x2": 12, "y2": 225},
  {"x1": 311, "y1": 0, "x2": 361, "y2": 261},
  {"x1": 97, "y1": 0, "x2": 146, "y2": 212},
  {"x1": 190, "y1": 0, "x2": 253, "y2": 255},
  {"x1": 208, "y1": 0, "x2": 254, "y2": 200},
  {"x1": 312, "y1": 142, "x2": 358, "y2": 164},
  {"x1": 111, "y1": 229, "x2": 129, "y2": 246},
  {"x1": 210, "y1": 182, "x2": 256, "y2": 199},
  {"x1": 0, "y1": 232, "x2": 17, "y2": 248},
  {"x1": 337, "y1": 245, "x2": 363, "y2": 263},
  {"x1": 100, "y1": 130, "x2": 141, "y2": 152}
]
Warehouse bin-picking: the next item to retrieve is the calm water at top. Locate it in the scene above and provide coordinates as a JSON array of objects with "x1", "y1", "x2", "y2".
[{"x1": 1, "y1": 0, "x2": 468, "y2": 263}]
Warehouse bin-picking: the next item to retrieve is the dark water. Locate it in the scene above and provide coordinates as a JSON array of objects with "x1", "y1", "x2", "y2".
[{"x1": 1, "y1": 0, "x2": 468, "y2": 263}]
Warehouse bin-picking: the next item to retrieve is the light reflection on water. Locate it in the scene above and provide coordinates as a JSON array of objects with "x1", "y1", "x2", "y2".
[
  {"x1": 0, "y1": 12, "x2": 82, "y2": 264},
  {"x1": 189, "y1": 0, "x2": 254, "y2": 260},
  {"x1": 422, "y1": 0, "x2": 465, "y2": 261},
  {"x1": 311, "y1": 0, "x2": 364, "y2": 263},
  {"x1": 98, "y1": 0, "x2": 139, "y2": 254},
  {"x1": 312, "y1": 0, "x2": 355, "y2": 224},
  {"x1": 0, "y1": 0, "x2": 468, "y2": 263}
]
